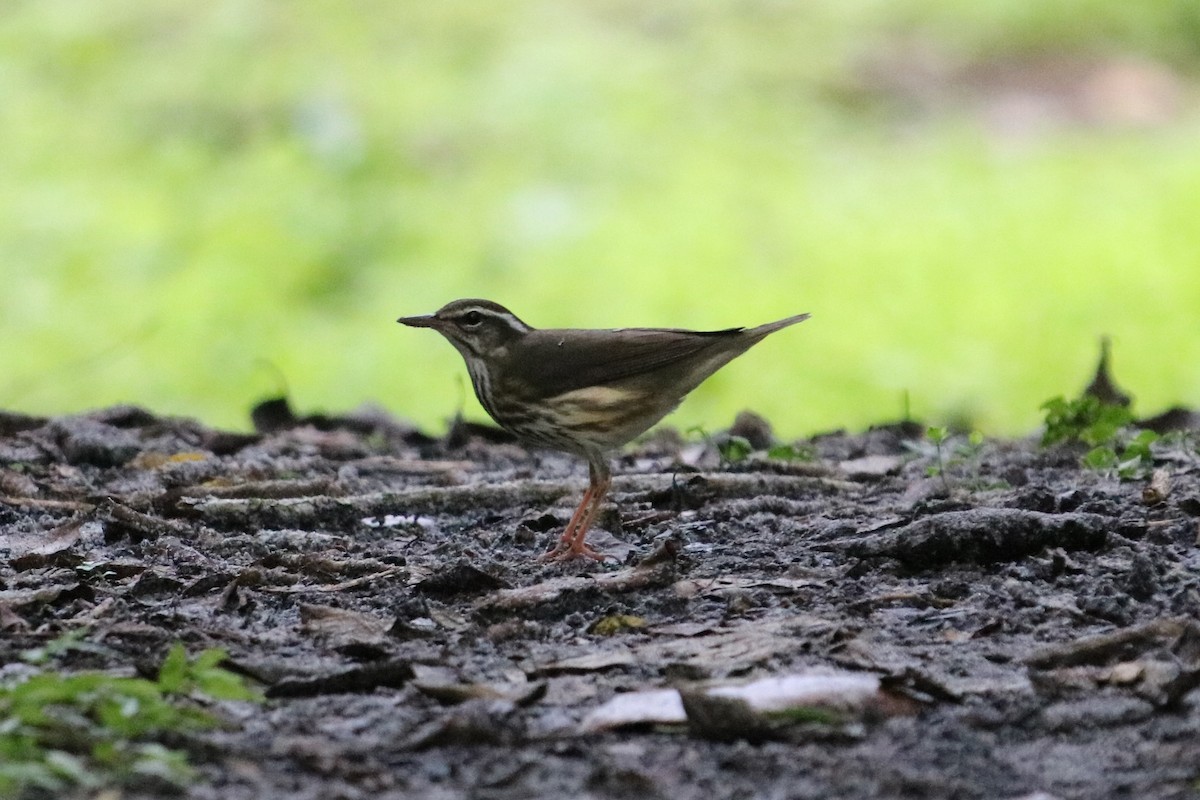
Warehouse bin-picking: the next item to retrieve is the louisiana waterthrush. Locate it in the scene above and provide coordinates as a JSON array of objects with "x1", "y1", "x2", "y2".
[{"x1": 398, "y1": 299, "x2": 809, "y2": 561}]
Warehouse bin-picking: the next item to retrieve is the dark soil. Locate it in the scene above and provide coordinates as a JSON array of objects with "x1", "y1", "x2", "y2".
[{"x1": 3, "y1": 405, "x2": 1200, "y2": 800}]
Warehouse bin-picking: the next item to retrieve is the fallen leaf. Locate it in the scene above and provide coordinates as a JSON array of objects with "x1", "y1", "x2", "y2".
[
  {"x1": 534, "y1": 651, "x2": 636, "y2": 676},
  {"x1": 299, "y1": 604, "x2": 391, "y2": 648},
  {"x1": 649, "y1": 621, "x2": 718, "y2": 638},
  {"x1": 266, "y1": 659, "x2": 415, "y2": 698},
  {"x1": 589, "y1": 614, "x2": 647, "y2": 636},
  {"x1": 414, "y1": 679, "x2": 546, "y2": 707},
  {"x1": 1107, "y1": 661, "x2": 1145, "y2": 685},
  {"x1": 131, "y1": 450, "x2": 209, "y2": 469},
  {"x1": 416, "y1": 563, "x2": 508, "y2": 597},
  {"x1": 679, "y1": 690, "x2": 774, "y2": 743},
  {"x1": 839, "y1": 455, "x2": 903, "y2": 477},
  {"x1": 582, "y1": 671, "x2": 889, "y2": 732}
]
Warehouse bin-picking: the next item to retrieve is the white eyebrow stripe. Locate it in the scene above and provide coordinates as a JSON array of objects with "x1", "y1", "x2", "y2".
[{"x1": 449, "y1": 307, "x2": 531, "y2": 333}]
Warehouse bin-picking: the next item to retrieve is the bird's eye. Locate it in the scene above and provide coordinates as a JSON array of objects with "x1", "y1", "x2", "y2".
[{"x1": 460, "y1": 311, "x2": 484, "y2": 328}]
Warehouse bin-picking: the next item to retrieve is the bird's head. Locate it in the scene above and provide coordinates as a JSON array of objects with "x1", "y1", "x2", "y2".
[{"x1": 398, "y1": 299, "x2": 532, "y2": 360}]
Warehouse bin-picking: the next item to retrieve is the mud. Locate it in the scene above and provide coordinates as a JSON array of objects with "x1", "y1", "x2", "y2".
[{"x1": 2, "y1": 405, "x2": 1199, "y2": 799}]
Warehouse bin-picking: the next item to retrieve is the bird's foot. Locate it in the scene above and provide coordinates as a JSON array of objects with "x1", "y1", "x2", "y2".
[{"x1": 536, "y1": 538, "x2": 614, "y2": 563}]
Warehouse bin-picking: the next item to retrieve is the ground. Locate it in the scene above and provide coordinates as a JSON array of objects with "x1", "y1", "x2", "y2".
[{"x1": 2, "y1": 404, "x2": 1199, "y2": 800}]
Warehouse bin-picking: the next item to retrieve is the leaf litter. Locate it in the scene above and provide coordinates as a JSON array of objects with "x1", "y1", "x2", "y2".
[{"x1": 0, "y1": 382, "x2": 1199, "y2": 798}]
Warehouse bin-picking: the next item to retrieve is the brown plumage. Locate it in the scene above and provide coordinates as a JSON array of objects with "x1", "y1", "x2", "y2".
[{"x1": 398, "y1": 299, "x2": 809, "y2": 561}]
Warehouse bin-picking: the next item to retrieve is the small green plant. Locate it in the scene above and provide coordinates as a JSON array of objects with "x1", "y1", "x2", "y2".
[
  {"x1": 155, "y1": 643, "x2": 258, "y2": 702},
  {"x1": 717, "y1": 435, "x2": 753, "y2": 464},
  {"x1": 1079, "y1": 429, "x2": 1160, "y2": 479},
  {"x1": 1039, "y1": 396, "x2": 1157, "y2": 478},
  {"x1": 687, "y1": 425, "x2": 815, "y2": 466},
  {"x1": 18, "y1": 629, "x2": 106, "y2": 666},
  {"x1": 1040, "y1": 395, "x2": 1133, "y2": 447},
  {"x1": 766, "y1": 442, "x2": 816, "y2": 462},
  {"x1": 0, "y1": 641, "x2": 259, "y2": 797},
  {"x1": 918, "y1": 427, "x2": 988, "y2": 491},
  {"x1": 686, "y1": 425, "x2": 750, "y2": 466},
  {"x1": 925, "y1": 425, "x2": 951, "y2": 487}
]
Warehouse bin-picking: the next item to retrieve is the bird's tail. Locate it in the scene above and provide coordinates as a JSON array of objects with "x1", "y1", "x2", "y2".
[{"x1": 748, "y1": 312, "x2": 811, "y2": 339}]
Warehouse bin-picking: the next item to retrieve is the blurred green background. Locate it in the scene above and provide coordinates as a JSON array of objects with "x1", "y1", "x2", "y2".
[{"x1": 3, "y1": 0, "x2": 1199, "y2": 437}]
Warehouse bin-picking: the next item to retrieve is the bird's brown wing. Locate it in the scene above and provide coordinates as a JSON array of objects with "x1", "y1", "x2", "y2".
[{"x1": 503, "y1": 327, "x2": 746, "y2": 399}]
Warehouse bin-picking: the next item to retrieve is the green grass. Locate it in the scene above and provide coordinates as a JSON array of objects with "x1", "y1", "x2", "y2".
[{"x1": 2, "y1": 0, "x2": 1198, "y2": 437}]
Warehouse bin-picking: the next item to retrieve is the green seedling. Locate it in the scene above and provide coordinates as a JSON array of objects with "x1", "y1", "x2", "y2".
[
  {"x1": 686, "y1": 425, "x2": 750, "y2": 466},
  {"x1": 1039, "y1": 396, "x2": 1157, "y2": 478},
  {"x1": 918, "y1": 427, "x2": 990, "y2": 491},
  {"x1": 718, "y1": 435, "x2": 753, "y2": 464},
  {"x1": 689, "y1": 425, "x2": 814, "y2": 466},
  {"x1": 925, "y1": 426, "x2": 951, "y2": 488},
  {"x1": 1040, "y1": 395, "x2": 1133, "y2": 447},
  {"x1": 0, "y1": 641, "x2": 259, "y2": 797},
  {"x1": 1080, "y1": 429, "x2": 1160, "y2": 479},
  {"x1": 767, "y1": 442, "x2": 816, "y2": 462}
]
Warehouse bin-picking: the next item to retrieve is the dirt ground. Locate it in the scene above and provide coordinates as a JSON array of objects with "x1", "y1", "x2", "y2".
[{"x1": 2, "y1": 403, "x2": 1200, "y2": 800}]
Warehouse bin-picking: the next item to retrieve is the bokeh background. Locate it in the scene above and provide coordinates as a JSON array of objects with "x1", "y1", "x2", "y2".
[{"x1": 3, "y1": 0, "x2": 1199, "y2": 437}]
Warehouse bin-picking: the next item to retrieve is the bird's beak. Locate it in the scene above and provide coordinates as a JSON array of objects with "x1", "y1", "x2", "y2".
[{"x1": 397, "y1": 314, "x2": 439, "y2": 329}]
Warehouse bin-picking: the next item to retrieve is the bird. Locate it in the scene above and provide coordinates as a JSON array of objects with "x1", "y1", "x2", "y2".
[{"x1": 398, "y1": 299, "x2": 809, "y2": 562}]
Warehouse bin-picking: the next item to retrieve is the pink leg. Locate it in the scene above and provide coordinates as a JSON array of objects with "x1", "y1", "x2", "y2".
[
  {"x1": 566, "y1": 469, "x2": 610, "y2": 553},
  {"x1": 558, "y1": 484, "x2": 595, "y2": 545},
  {"x1": 538, "y1": 459, "x2": 615, "y2": 563}
]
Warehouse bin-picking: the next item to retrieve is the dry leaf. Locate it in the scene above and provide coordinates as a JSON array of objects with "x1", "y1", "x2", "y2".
[
  {"x1": 582, "y1": 671, "x2": 887, "y2": 732},
  {"x1": 299, "y1": 604, "x2": 391, "y2": 647},
  {"x1": 535, "y1": 651, "x2": 636, "y2": 676}
]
